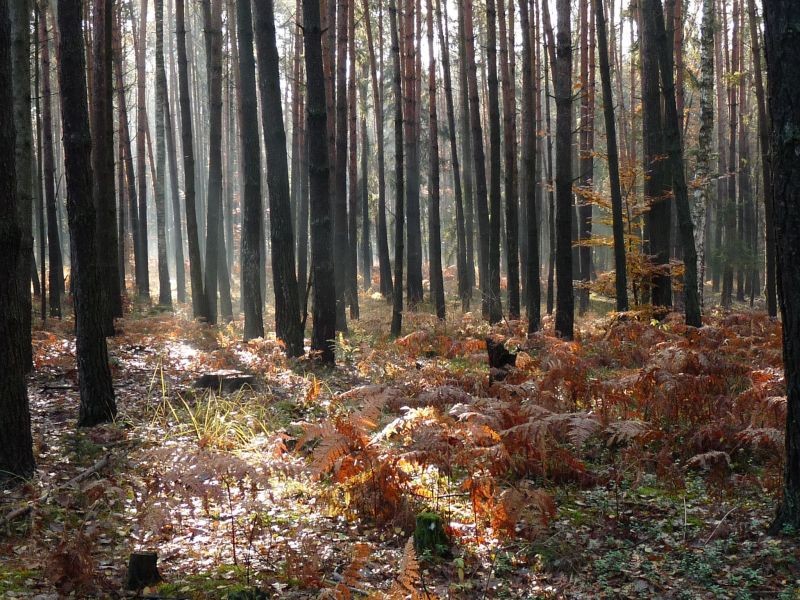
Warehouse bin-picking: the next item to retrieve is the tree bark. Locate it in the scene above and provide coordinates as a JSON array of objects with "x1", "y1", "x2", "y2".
[
  {"x1": 303, "y1": 0, "x2": 336, "y2": 363},
  {"x1": 237, "y1": 0, "x2": 263, "y2": 341},
  {"x1": 346, "y1": 0, "x2": 359, "y2": 319},
  {"x1": 253, "y1": 0, "x2": 304, "y2": 357},
  {"x1": 762, "y1": 0, "x2": 800, "y2": 533},
  {"x1": 57, "y1": 0, "x2": 117, "y2": 427},
  {"x1": 389, "y1": 0, "x2": 405, "y2": 337},
  {"x1": 154, "y1": 0, "x2": 172, "y2": 308},
  {"x1": 485, "y1": 0, "x2": 503, "y2": 324},
  {"x1": 39, "y1": 3, "x2": 64, "y2": 318},
  {"x1": 135, "y1": 0, "x2": 150, "y2": 299},
  {"x1": 333, "y1": 0, "x2": 349, "y2": 330},
  {"x1": 0, "y1": 1, "x2": 34, "y2": 482}
]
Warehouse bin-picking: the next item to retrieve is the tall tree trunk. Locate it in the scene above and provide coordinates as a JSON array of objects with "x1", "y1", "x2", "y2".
[
  {"x1": 201, "y1": 0, "x2": 224, "y2": 323},
  {"x1": 436, "y1": 0, "x2": 468, "y2": 311},
  {"x1": 462, "y1": 0, "x2": 491, "y2": 318},
  {"x1": 426, "y1": 0, "x2": 445, "y2": 320},
  {"x1": 163, "y1": 68, "x2": 185, "y2": 304},
  {"x1": 303, "y1": 0, "x2": 336, "y2": 363},
  {"x1": 484, "y1": 0, "x2": 503, "y2": 324},
  {"x1": 11, "y1": 0, "x2": 34, "y2": 370},
  {"x1": 363, "y1": 0, "x2": 393, "y2": 298},
  {"x1": 237, "y1": 0, "x2": 263, "y2": 341},
  {"x1": 360, "y1": 112, "x2": 371, "y2": 291},
  {"x1": 333, "y1": 0, "x2": 349, "y2": 331},
  {"x1": 763, "y1": 0, "x2": 800, "y2": 533},
  {"x1": 554, "y1": 0, "x2": 574, "y2": 339},
  {"x1": 520, "y1": 0, "x2": 540, "y2": 330},
  {"x1": 34, "y1": 5, "x2": 46, "y2": 322},
  {"x1": 135, "y1": 0, "x2": 150, "y2": 299},
  {"x1": 747, "y1": 0, "x2": 776, "y2": 318},
  {"x1": 39, "y1": 3, "x2": 64, "y2": 318},
  {"x1": 253, "y1": 0, "x2": 304, "y2": 357},
  {"x1": 346, "y1": 0, "x2": 359, "y2": 319},
  {"x1": 404, "y1": 0, "x2": 423, "y2": 307},
  {"x1": 694, "y1": 0, "x2": 714, "y2": 308},
  {"x1": 641, "y1": 0, "x2": 671, "y2": 309},
  {"x1": 389, "y1": 0, "x2": 405, "y2": 337},
  {"x1": 297, "y1": 86, "x2": 310, "y2": 310},
  {"x1": 175, "y1": 0, "x2": 206, "y2": 320},
  {"x1": 0, "y1": 1, "x2": 34, "y2": 481},
  {"x1": 497, "y1": 0, "x2": 519, "y2": 319},
  {"x1": 57, "y1": 0, "x2": 117, "y2": 427},
  {"x1": 154, "y1": 0, "x2": 172, "y2": 308},
  {"x1": 577, "y1": 0, "x2": 594, "y2": 315},
  {"x1": 646, "y1": 0, "x2": 701, "y2": 326},
  {"x1": 544, "y1": 14, "x2": 556, "y2": 316},
  {"x1": 721, "y1": 0, "x2": 738, "y2": 308},
  {"x1": 594, "y1": 0, "x2": 628, "y2": 311},
  {"x1": 458, "y1": 0, "x2": 475, "y2": 295}
]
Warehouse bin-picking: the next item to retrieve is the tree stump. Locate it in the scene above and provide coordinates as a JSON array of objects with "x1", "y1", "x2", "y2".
[
  {"x1": 193, "y1": 370, "x2": 255, "y2": 393},
  {"x1": 125, "y1": 551, "x2": 161, "y2": 590},
  {"x1": 486, "y1": 336, "x2": 516, "y2": 383},
  {"x1": 413, "y1": 512, "x2": 451, "y2": 559}
]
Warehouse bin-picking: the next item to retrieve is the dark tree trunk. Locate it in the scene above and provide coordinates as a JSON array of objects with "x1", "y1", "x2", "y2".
[
  {"x1": 594, "y1": 0, "x2": 628, "y2": 311},
  {"x1": 202, "y1": 0, "x2": 224, "y2": 323},
  {"x1": 426, "y1": 0, "x2": 445, "y2": 320},
  {"x1": 641, "y1": 0, "x2": 671, "y2": 309},
  {"x1": 403, "y1": 0, "x2": 422, "y2": 308},
  {"x1": 646, "y1": 0, "x2": 701, "y2": 326},
  {"x1": 360, "y1": 113, "x2": 371, "y2": 291},
  {"x1": 363, "y1": 0, "x2": 393, "y2": 298},
  {"x1": 303, "y1": 0, "x2": 336, "y2": 363},
  {"x1": 389, "y1": 0, "x2": 405, "y2": 337},
  {"x1": 458, "y1": 0, "x2": 475, "y2": 295},
  {"x1": 498, "y1": 0, "x2": 519, "y2": 320},
  {"x1": 0, "y1": 2, "x2": 34, "y2": 482},
  {"x1": 346, "y1": 1, "x2": 359, "y2": 319},
  {"x1": 554, "y1": 0, "x2": 574, "y2": 339},
  {"x1": 297, "y1": 91, "x2": 310, "y2": 310},
  {"x1": 577, "y1": 0, "x2": 593, "y2": 315},
  {"x1": 520, "y1": 0, "x2": 540, "y2": 331},
  {"x1": 154, "y1": 0, "x2": 172, "y2": 308},
  {"x1": 253, "y1": 0, "x2": 304, "y2": 357},
  {"x1": 763, "y1": 0, "x2": 800, "y2": 533},
  {"x1": 747, "y1": 0, "x2": 776, "y2": 318},
  {"x1": 544, "y1": 19, "x2": 556, "y2": 316},
  {"x1": 34, "y1": 5, "x2": 46, "y2": 322},
  {"x1": 135, "y1": 0, "x2": 150, "y2": 300},
  {"x1": 57, "y1": 0, "x2": 117, "y2": 427},
  {"x1": 10, "y1": 0, "x2": 33, "y2": 371},
  {"x1": 237, "y1": 0, "x2": 263, "y2": 341},
  {"x1": 436, "y1": 0, "x2": 469, "y2": 311},
  {"x1": 39, "y1": 4, "x2": 64, "y2": 318},
  {"x1": 485, "y1": 0, "x2": 503, "y2": 324},
  {"x1": 163, "y1": 70, "x2": 185, "y2": 305},
  {"x1": 175, "y1": 0, "x2": 206, "y2": 321},
  {"x1": 721, "y1": 0, "x2": 738, "y2": 308},
  {"x1": 333, "y1": 0, "x2": 349, "y2": 330},
  {"x1": 462, "y1": 0, "x2": 491, "y2": 319}
]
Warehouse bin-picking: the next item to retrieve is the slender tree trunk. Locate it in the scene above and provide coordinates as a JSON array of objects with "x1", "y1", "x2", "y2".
[
  {"x1": 646, "y1": 0, "x2": 701, "y2": 326},
  {"x1": 721, "y1": 0, "x2": 738, "y2": 308},
  {"x1": 554, "y1": 0, "x2": 574, "y2": 339},
  {"x1": 641, "y1": 0, "x2": 671, "y2": 309},
  {"x1": 164, "y1": 69, "x2": 185, "y2": 304},
  {"x1": 520, "y1": 0, "x2": 540, "y2": 330},
  {"x1": 544, "y1": 17, "x2": 556, "y2": 316},
  {"x1": 237, "y1": 0, "x2": 263, "y2": 341},
  {"x1": 57, "y1": 0, "x2": 117, "y2": 427},
  {"x1": 360, "y1": 112, "x2": 371, "y2": 291},
  {"x1": 363, "y1": 0, "x2": 392, "y2": 298},
  {"x1": 484, "y1": 0, "x2": 503, "y2": 323},
  {"x1": 747, "y1": 0, "x2": 776, "y2": 318},
  {"x1": 34, "y1": 5, "x2": 46, "y2": 322},
  {"x1": 333, "y1": 0, "x2": 349, "y2": 330},
  {"x1": 11, "y1": 0, "x2": 34, "y2": 370},
  {"x1": 303, "y1": 0, "x2": 336, "y2": 363},
  {"x1": 135, "y1": 0, "x2": 150, "y2": 299},
  {"x1": 0, "y1": 1, "x2": 34, "y2": 481},
  {"x1": 436, "y1": 0, "x2": 468, "y2": 311},
  {"x1": 389, "y1": 0, "x2": 405, "y2": 337},
  {"x1": 175, "y1": 0, "x2": 206, "y2": 320},
  {"x1": 253, "y1": 0, "x2": 304, "y2": 356},
  {"x1": 40, "y1": 3, "x2": 64, "y2": 318},
  {"x1": 762, "y1": 0, "x2": 800, "y2": 533},
  {"x1": 346, "y1": 0, "x2": 359, "y2": 319},
  {"x1": 297, "y1": 86, "x2": 310, "y2": 309},
  {"x1": 426, "y1": 0, "x2": 445, "y2": 320},
  {"x1": 577, "y1": 0, "x2": 594, "y2": 315},
  {"x1": 594, "y1": 0, "x2": 628, "y2": 311},
  {"x1": 154, "y1": 0, "x2": 172, "y2": 308},
  {"x1": 403, "y1": 0, "x2": 422, "y2": 307},
  {"x1": 462, "y1": 0, "x2": 491, "y2": 318},
  {"x1": 457, "y1": 1, "x2": 475, "y2": 296}
]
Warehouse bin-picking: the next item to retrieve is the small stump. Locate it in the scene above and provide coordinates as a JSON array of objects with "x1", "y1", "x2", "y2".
[
  {"x1": 194, "y1": 370, "x2": 255, "y2": 393},
  {"x1": 486, "y1": 336, "x2": 516, "y2": 383},
  {"x1": 125, "y1": 551, "x2": 161, "y2": 590},
  {"x1": 413, "y1": 512, "x2": 451, "y2": 559}
]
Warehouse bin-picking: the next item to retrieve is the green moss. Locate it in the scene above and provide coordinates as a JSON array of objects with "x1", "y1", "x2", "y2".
[{"x1": 414, "y1": 511, "x2": 451, "y2": 559}]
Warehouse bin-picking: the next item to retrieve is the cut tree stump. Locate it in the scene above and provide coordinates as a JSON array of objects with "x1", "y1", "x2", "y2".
[
  {"x1": 486, "y1": 336, "x2": 516, "y2": 383},
  {"x1": 193, "y1": 370, "x2": 255, "y2": 393},
  {"x1": 125, "y1": 551, "x2": 161, "y2": 590},
  {"x1": 413, "y1": 512, "x2": 451, "y2": 558}
]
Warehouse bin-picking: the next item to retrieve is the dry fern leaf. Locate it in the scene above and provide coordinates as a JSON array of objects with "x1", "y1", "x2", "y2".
[
  {"x1": 605, "y1": 420, "x2": 650, "y2": 446},
  {"x1": 387, "y1": 537, "x2": 421, "y2": 598},
  {"x1": 686, "y1": 450, "x2": 732, "y2": 471}
]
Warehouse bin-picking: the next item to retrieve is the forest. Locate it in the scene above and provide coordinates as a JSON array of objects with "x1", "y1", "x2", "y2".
[{"x1": 1, "y1": 0, "x2": 800, "y2": 597}]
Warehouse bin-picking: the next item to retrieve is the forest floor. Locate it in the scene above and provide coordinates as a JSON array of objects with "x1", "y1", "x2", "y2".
[{"x1": 1, "y1": 289, "x2": 799, "y2": 599}]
